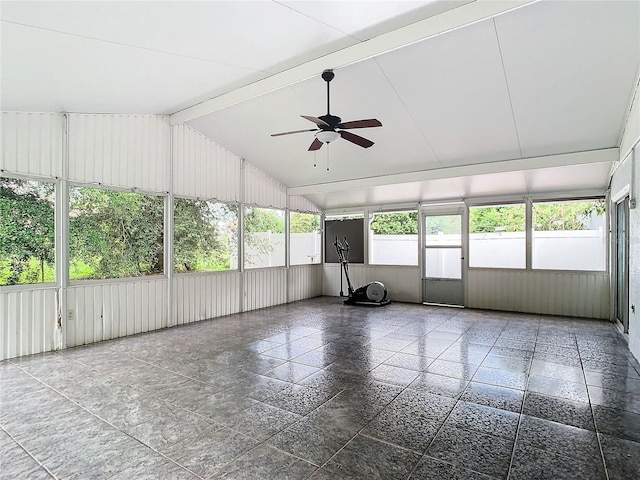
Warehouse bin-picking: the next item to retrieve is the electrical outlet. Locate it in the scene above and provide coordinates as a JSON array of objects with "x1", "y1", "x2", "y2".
[
  {"x1": 632, "y1": 305, "x2": 636, "y2": 314},
  {"x1": 67, "y1": 310, "x2": 74, "y2": 321}
]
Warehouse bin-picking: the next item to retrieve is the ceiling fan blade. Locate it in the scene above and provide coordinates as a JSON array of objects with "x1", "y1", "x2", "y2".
[
  {"x1": 337, "y1": 119, "x2": 382, "y2": 129},
  {"x1": 301, "y1": 115, "x2": 330, "y2": 127},
  {"x1": 271, "y1": 128, "x2": 317, "y2": 137},
  {"x1": 308, "y1": 138, "x2": 323, "y2": 151},
  {"x1": 339, "y1": 130, "x2": 374, "y2": 148}
]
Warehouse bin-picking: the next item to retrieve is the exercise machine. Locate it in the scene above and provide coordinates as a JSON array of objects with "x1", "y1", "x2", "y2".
[{"x1": 334, "y1": 236, "x2": 391, "y2": 307}]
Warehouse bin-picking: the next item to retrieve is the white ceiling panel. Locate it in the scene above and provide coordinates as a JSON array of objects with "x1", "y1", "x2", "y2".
[
  {"x1": 0, "y1": 22, "x2": 255, "y2": 113},
  {"x1": 281, "y1": 0, "x2": 472, "y2": 41},
  {"x1": 495, "y1": 0, "x2": 640, "y2": 158},
  {"x1": 189, "y1": 59, "x2": 440, "y2": 186},
  {"x1": 1, "y1": 0, "x2": 637, "y2": 210},
  {"x1": 377, "y1": 17, "x2": 522, "y2": 167}
]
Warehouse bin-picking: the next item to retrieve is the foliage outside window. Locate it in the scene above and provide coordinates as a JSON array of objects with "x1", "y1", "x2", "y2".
[
  {"x1": 369, "y1": 211, "x2": 418, "y2": 265},
  {"x1": 290, "y1": 212, "x2": 321, "y2": 265},
  {"x1": 244, "y1": 207, "x2": 285, "y2": 268},
  {"x1": 174, "y1": 199, "x2": 238, "y2": 273},
  {"x1": 0, "y1": 177, "x2": 55, "y2": 285},
  {"x1": 469, "y1": 204, "x2": 526, "y2": 268},
  {"x1": 533, "y1": 199, "x2": 606, "y2": 271},
  {"x1": 69, "y1": 187, "x2": 164, "y2": 280}
]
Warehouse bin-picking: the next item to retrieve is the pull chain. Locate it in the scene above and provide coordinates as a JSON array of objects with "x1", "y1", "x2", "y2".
[{"x1": 326, "y1": 143, "x2": 330, "y2": 171}]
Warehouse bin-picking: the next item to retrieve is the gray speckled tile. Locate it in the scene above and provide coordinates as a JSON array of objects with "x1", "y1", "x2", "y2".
[
  {"x1": 163, "y1": 426, "x2": 260, "y2": 478},
  {"x1": 426, "y1": 425, "x2": 513, "y2": 478},
  {"x1": 472, "y1": 365, "x2": 527, "y2": 390},
  {"x1": 408, "y1": 372, "x2": 469, "y2": 399},
  {"x1": 228, "y1": 402, "x2": 302, "y2": 441},
  {"x1": 383, "y1": 352, "x2": 434, "y2": 371},
  {"x1": 261, "y1": 384, "x2": 337, "y2": 415},
  {"x1": 461, "y1": 382, "x2": 524, "y2": 413},
  {"x1": 264, "y1": 361, "x2": 320, "y2": 383},
  {"x1": 445, "y1": 401, "x2": 520, "y2": 440},
  {"x1": 426, "y1": 359, "x2": 478, "y2": 380},
  {"x1": 480, "y1": 354, "x2": 531, "y2": 373},
  {"x1": 509, "y1": 442, "x2": 606, "y2": 480},
  {"x1": 527, "y1": 374, "x2": 589, "y2": 403},
  {"x1": 266, "y1": 416, "x2": 354, "y2": 466},
  {"x1": 522, "y1": 392, "x2": 595, "y2": 430},
  {"x1": 599, "y1": 433, "x2": 640, "y2": 480},
  {"x1": 588, "y1": 384, "x2": 640, "y2": 415},
  {"x1": 214, "y1": 444, "x2": 317, "y2": 480},
  {"x1": 369, "y1": 363, "x2": 420, "y2": 386},
  {"x1": 322, "y1": 434, "x2": 422, "y2": 480},
  {"x1": 0, "y1": 433, "x2": 53, "y2": 480},
  {"x1": 517, "y1": 415, "x2": 601, "y2": 460},
  {"x1": 408, "y1": 456, "x2": 500, "y2": 480},
  {"x1": 592, "y1": 404, "x2": 640, "y2": 443},
  {"x1": 530, "y1": 359, "x2": 584, "y2": 383},
  {"x1": 363, "y1": 407, "x2": 440, "y2": 453}
]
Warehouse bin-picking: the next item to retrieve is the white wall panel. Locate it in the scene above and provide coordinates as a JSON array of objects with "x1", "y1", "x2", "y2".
[
  {"x1": 627, "y1": 147, "x2": 640, "y2": 360},
  {"x1": 620, "y1": 81, "x2": 640, "y2": 161},
  {"x1": 68, "y1": 114, "x2": 170, "y2": 192},
  {"x1": 244, "y1": 268, "x2": 287, "y2": 311},
  {"x1": 467, "y1": 269, "x2": 609, "y2": 319},
  {"x1": 288, "y1": 265, "x2": 323, "y2": 302},
  {"x1": 172, "y1": 124, "x2": 241, "y2": 201},
  {"x1": 174, "y1": 272, "x2": 241, "y2": 325},
  {"x1": 243, "y1": 161, "x2": 287, "y2": 208},
  {"x1": 288, "y1": 194, "x2": 322, "y2": 213},
  {"x1": 1, "y1": 112, "x2": 63, "y2": 178},
  {"x1": 0, "y1": 287, "x2": 59, "y2": 360},
  {"x1": 322, "y1": 264, "x2": 421, "y2": 303},
  {"x1": 66, "y1": 278, "x2": 168, "y2": 347}
]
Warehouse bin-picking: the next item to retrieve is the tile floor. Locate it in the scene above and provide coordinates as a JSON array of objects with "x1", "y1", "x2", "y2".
[{"x1": 2, "y1": 297, "x2": 640, "y2": 479}]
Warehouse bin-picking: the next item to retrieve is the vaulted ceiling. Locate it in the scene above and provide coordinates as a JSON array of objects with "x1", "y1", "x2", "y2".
[{"x1": 2, "y1": 1, "x2": 638, "y2": 210}]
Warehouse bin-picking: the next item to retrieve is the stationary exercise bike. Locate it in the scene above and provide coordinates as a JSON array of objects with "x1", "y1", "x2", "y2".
[{"x1": 334, "y1": 236, "x2": 391, "y2": 307}]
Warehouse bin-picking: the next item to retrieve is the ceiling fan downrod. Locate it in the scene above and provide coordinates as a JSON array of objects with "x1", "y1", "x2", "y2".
[{"x1": 322, "y1": 69, "x2": 334, "y2": 116}]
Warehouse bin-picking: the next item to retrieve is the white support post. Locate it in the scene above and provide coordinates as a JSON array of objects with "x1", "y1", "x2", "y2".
[{"x1": 57, "y1": 113, "x2": 70, "y2": 350}]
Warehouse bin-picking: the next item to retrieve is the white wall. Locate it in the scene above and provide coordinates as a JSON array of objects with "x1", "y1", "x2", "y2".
[
  {"x1": 0, "y1": 114, "x2": 323, "y2": 360},
  {"x1": 610, "y1": 74, "x2": 640, "y2": 361}
]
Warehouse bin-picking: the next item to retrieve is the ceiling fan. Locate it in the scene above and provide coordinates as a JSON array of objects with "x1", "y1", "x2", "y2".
[{"x1": 271, "y1": 69, "x2": 382, "y2": 151}]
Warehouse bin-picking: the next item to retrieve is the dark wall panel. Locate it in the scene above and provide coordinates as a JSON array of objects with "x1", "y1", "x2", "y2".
[{"x1": 325, "y1": 219, "x2": 364, "y2": 263}]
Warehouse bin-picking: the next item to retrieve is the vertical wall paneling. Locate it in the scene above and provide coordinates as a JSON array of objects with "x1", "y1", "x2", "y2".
[
  {"x1": 467, "y1": 269, "x2": 610, "y2": 319},
  {"x1": 66, "y1": 279, "x2": 168, "y2": 348},
  {"x1": 243, "y1": 162, "x2": 287, "y2": 208},
  {"x1": 288, "y1": 265, "x2": 323, "y2": 302},
  {"x1": 173, "y1": 273, "x2": 241, "y2": 325},
  {"x1": 1, "y1": 112, "x2": 64, "y2": 178},
  {"x1": 322, "y1": 265, "x2": 422, "y2": 303},
  {"x1": 244, "y1": 268, "x2": 287, "y2": 311},
  {"x1": 172, "y1": 124, "x2": 241, "y2": 202},
  {"x1": 288, "y1": 194, "x2": 323, "y2": 213},
  {"x1": 67, "y1": 114, "x2": 170, "y2": 192},
  {"x1": 0, "y1": 288, "x2": 58, "y2": 360}
]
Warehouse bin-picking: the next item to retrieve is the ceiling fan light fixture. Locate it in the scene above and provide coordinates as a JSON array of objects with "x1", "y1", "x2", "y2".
[{"x1": 316, "y1": 130, "x2": 340, "y2": 144}]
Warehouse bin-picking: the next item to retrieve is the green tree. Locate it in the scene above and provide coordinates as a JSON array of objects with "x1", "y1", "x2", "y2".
[
  {"x1": 290, "y1": 213, "x2": 320, "y2": 233},
  {"x1": 69, "y1": 188, "x2": 164, "y2": 279},
  {"x1": 370, "y1": 212, "x2": 418, "y2": 234},
  {"x1": 470, "y1": 205, "x2": 525, "y2": 233},
  {"x1": 0, "y1": 178, "x2": 55, "y2": 285},
  {"x1": 534, "y1": 201, "x2": 604, "y2": 231},
  {"x1": 174, "y1": 199, "x2": 237, "y2": 272},
  {"x1": 244, "y1": 207, "x2": 285, "y2": 233}
]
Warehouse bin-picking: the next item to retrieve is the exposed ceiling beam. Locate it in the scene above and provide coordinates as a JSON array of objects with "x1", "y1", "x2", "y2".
[
  {"x1": 288, "y1": 148, "x2": 619, "y2": 195},
  {"x1": 170, "y1": 0, "x2": 535, "y2": 125}
]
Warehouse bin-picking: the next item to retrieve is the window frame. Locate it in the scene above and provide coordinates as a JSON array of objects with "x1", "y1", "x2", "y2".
[
  {"x1": 289, "y1": 211, "x2": 322, "y2": 266},
  {"x1": 368, "y1": 209, "x2": 419, "y2": 266},
  {"x1": 243, "y1": 205, "x2": 287, "y2": 270}
]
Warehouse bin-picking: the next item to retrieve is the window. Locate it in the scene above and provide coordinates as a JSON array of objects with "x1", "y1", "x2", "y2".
[
  {"x1": 69, "y1": 187, "x2": 164, "y2": 280},
  {"x1": 0, "y1": 177, "x2": 55, "y2": 285},
  {"x1": 532, "y1": 199, "x2": 606, "y2": 271},
  {"x1": 244, "y1": 207, "x2": 285, "y2": 268},
  {"x1": 469, "y1": 204, "x2": 525, "y2": 268},
  {"x1": 174, "y1": 199, "x2": 238, "y2": 273},
  {"x1": 290, "y1": 212, "x2": 321, "y2": 265},
  {"x1": 369, "y1": 211, "x2": 418, "y2": 265},
  {"x1": 424, "y1": 214, "x2": 462, "y2": 278}
]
